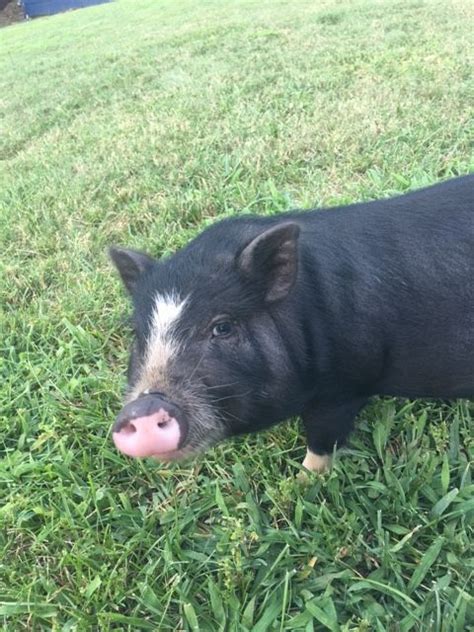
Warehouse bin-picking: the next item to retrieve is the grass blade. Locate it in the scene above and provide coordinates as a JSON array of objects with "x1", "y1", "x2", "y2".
[{"x1": 407, "y1": 537, "x2": 444, "y2": 594}]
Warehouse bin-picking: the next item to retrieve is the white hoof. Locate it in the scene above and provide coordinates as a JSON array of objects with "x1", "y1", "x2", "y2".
[{"x1": 302, "y1": 449, "x2": 331, "y2": 473}]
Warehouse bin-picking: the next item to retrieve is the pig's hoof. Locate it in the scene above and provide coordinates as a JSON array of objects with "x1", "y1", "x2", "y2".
[{"x1": 297, "y1": 450, "x2": 331, "y2": 481}]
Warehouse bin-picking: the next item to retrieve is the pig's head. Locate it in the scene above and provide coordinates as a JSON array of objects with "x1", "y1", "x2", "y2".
[{"x1": 109, "y1": 220, "x2": 303, "y2": 461}]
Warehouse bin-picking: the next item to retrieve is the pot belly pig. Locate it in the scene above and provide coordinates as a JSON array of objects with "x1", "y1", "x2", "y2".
[{"x1": 109, "y1": 175, "x2": 473, "y2": 472}]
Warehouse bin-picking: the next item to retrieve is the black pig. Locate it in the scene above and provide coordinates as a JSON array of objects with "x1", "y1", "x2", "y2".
[{"x1": 110, "y1": 175, "x2": 473, "y2": 472}]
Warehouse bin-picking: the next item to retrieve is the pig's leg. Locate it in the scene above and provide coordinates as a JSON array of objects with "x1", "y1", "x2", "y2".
[{"x1": 301, "y1": 398, "x2": 368, "y2": 473}]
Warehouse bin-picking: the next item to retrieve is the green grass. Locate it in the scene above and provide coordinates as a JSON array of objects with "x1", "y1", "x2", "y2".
[{"x1": 1, "y1": 0, "x2": 473, "y2": 629}]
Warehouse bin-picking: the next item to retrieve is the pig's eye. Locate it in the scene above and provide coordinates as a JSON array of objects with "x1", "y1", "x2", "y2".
[{"x1": 211, "y1": 321, "x2": 234, "y2": 338}]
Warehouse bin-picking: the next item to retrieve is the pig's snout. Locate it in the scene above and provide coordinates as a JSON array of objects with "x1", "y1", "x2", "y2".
[{"x1": 112, "y1": 393, "x2": 186, "y2": 458}]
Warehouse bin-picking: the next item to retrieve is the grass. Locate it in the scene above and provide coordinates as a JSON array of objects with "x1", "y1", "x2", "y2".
[{"x1": 0, "y1": 0, "x2": 473, "y2": 629}]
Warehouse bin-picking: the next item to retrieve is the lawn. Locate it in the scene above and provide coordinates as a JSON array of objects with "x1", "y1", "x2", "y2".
[{"x1": 0, "y1": 0, "x2": 473, "y2": 629}]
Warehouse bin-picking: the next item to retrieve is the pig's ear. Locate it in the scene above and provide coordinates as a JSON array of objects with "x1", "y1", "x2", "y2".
[
  {"x1": 238, "y1": 222, "x2": 300, "y2": 302},
  {"x1": 109, "y1": 247, "x2": 155, "y2": 294}
]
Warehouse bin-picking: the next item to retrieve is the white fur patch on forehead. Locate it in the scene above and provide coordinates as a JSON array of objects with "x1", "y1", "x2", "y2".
[
  {"x1": 151, "y1": 293, "x2": 186, "y2": 336},
  {"x1": 141, "y1": 292, "x2": 187, "y2": 385}
]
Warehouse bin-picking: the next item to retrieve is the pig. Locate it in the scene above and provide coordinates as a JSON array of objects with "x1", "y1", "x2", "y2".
[{"x1": 109, "y1": 175, "x2": 473, "y2": 473}]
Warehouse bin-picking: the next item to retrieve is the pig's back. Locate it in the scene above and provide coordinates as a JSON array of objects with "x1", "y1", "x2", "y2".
[{"x1": 299, "y1": 175, "x2": 474, "y2": 399}]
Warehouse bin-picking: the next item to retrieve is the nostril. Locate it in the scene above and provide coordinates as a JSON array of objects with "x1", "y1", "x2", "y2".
[{"x1": 120, "y1": 422, "x2": 136, "y2": 435}]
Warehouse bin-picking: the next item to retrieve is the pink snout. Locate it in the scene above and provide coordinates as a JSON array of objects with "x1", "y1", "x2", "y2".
[{"x1": 113, "y1": 409, "x2": 181, "y2": 458}]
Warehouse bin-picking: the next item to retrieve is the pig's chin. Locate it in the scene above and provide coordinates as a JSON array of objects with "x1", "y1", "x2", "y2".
[
  {"x1": 150, "y1": 436, "x2": 221, "y2": 462},
  {"x1": 150, "y1": 442, "x2": 208, "y2": 462},
  {"x1": 151, "y1": 449, "x2": 188, "y2": 462}
]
